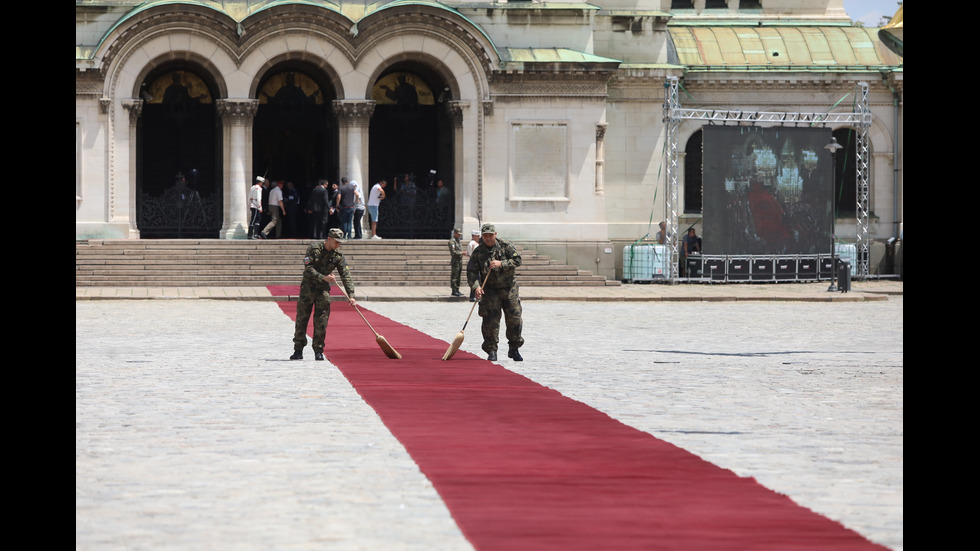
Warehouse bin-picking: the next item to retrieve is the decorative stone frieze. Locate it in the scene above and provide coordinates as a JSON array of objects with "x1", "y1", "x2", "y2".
[
  {"x1": 448, "y1": 101, "x2": 466, "y2": 127},
  {"x1": 216, "y1": 99, "x2": 259, "y2": 124},
  {"x1": 121, "y1": 99, "x2": 143, "y2": 123},
  {"x1": 332, "y1": 100, "x2": 376, "y2": 126}
]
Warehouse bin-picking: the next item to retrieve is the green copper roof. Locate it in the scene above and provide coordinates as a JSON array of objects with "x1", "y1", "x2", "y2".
[
  {"x1": 501, "y1": 48, "x2": 620, "y2": 64},
  {"x1": 78, "y1": 0, "x2": 496, "y2": 60},
  {"x1": 668, "y1": 25, "x2": 902, "y2": 71}
]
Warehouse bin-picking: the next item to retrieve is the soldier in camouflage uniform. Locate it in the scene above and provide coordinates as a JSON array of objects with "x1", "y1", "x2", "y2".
[
  {"x1": 290, "y1": 228, "x2": 356, "y2": 361},
  {"x1": 467, "y1": 223, "x2": 524, "y2": 361},
  {"x1": 449, "y1": 228, "x2": 464, "y2": 297}
]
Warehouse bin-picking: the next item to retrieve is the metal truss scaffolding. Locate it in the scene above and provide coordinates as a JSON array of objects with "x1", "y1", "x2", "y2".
[{"x1": 662, "y1": 77, "x2": 872, "y2": 280}]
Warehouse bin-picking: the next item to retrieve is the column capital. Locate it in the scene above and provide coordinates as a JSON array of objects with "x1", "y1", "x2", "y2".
[
  {"x1": 216, "y1": 99, "x2": 259, "y2": 124},
  {"x1": 448, "y1": 100, "x2": 468, "y2": 127},
  {"x1": 121, "y1": 99, "x2": 143, "y2": 123},
  {"x1": 332, "y1": 100, "x2": 376, "y2": 125}
]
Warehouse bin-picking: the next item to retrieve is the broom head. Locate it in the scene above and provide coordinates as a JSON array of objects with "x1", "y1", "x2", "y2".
[
  {"x1": 376, "y1": 335, "x2": 402, "y2": 359},
  {"x1": 442, "y1": 331, "x2": 465, "y2": 361}
]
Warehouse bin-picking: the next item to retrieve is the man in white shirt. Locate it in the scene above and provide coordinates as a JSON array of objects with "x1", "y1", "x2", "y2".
[
  {"x1": 260, "y1": 180, "x2": 286, "y2": 239},
  {"x1": 249, "y1": 176, "x2": 264, "y2": 239}
]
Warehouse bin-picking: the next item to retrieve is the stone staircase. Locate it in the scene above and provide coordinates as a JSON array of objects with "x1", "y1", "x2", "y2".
[{"x1": 75, "y1": 239, "x2": 618, "y2": 287}]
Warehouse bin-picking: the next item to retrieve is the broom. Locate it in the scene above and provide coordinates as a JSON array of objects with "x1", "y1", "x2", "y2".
[
  {"x1": 442, "y1": 270, "x2": 492, "y2": 361},
  {"x1": 333, "y1": 284, "x2": 402, "y2": 359}
]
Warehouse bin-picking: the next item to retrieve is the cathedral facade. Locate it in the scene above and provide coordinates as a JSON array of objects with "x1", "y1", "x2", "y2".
[{"x1": 76, "y1": 0, "x2": 902, "y2": 275}]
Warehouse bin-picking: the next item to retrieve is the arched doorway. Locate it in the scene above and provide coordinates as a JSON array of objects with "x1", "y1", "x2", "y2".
[
  {"x1": 369, "y1": 62, "x2": 454, "y2": 239},
  {"x1": 137, "y1": 66, "x2": 221, "y2": 238},
  {"x1": 254, "y1": 64, "x2": 338, "y2": 239}
]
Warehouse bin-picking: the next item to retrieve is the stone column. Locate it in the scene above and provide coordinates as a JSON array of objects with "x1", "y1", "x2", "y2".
[
  {"x1": 449, "y1": 100, "x2": 467, "y2": 230},
  {"x1": 595, "y1": 122, "x2": 607, "y2": 196},
  {"x1": 217, "y1": 99, "x2": 258, "y2": 239},
  {"x1": 121, "y1": 99, "x2": 143, "y2": 237},
  {"x1": 332, "y1": 100, "x2": 375, "y2": 186}
]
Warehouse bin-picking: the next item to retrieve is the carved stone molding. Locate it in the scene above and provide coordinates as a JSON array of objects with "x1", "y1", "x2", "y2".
[
  {"x1": 595, "y1": 122, "x2": 607, "y2": 196},
  {"x1": 76, "y1": 70, "x2": 104, "y2": 96},
  {"x1": 332, "y1": 100, "x2": 376, "y2": 125},
  {"x1": 216, "y1": 99, "x2": 259, "y2": 125},
  {"x1": 448, "y1": 100, "x2": 467, "y2": 127},
  {"x1": 121, "y1": 99, "x2": 143, "y2": 123},
  {"x1": 490, "y1": 79, "x2": 608, "y2": 98}
]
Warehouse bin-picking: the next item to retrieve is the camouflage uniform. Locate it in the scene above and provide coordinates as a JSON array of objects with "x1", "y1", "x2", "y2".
[
  {"x1": 293, "y1": 239, "x2": 355, "y2": 354},
  {"x1": 467, "y1": 229, "x2": 523, "y2": 356},
  {"x1": 449, "y1": 232, "x2": 464, "y2": 294}
]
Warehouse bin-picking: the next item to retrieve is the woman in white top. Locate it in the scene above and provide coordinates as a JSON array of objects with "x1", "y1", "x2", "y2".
[{"x1": 351, "y1": 180, "x2": 366, "y2": 239}]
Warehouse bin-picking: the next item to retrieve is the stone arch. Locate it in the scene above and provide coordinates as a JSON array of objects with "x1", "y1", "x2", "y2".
[
  {"x1": 249, "y1": 55, "x2": 342, "y2": 103},
  {"x1": 131, "y1": 54, "x2": 227, "y2": 103},
  {"x1": 238, "y1": 24, "x2": 356, "y2": 100},
  {"x1": 99, "y1": 10, "x2": 239, "y2": 102},
  {"x1": 353, "y1": 5, "x2": 496, "y2": 102},
  {"x1": 99, "y1": 13, "x2": 239, "y2": 236}
]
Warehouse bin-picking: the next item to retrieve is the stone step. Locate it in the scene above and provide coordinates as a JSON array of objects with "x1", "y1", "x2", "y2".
[{"x1": 75, "y1": 239, "x2": 618, "y2": 287}]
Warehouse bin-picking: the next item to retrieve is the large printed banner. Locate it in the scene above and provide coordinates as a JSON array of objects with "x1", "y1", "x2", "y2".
[{"x1": 702, "y1": 126, "x2": 834, "y2": 255}]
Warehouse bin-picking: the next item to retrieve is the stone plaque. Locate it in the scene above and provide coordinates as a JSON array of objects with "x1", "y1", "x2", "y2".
[{"x1": 510, "y1": 122, "x2": 568, "y2": 200}]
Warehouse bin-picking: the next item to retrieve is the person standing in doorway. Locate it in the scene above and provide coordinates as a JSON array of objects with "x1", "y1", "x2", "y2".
[
  {"x1": 336, "y1": 177, "x2": 356, "y2": 239},
  {"x1": 351, "y1": 180, "x2": 366, "y2": 239},
  {"x1": 327, "y1": 181, "x2": 341, "y2": 232},
  {"x1": 260, "y1": 177, "x2": 271, "y2": 229},
  {"x1": 368, "y1": 179, "x2": 387, "y2": 239},
  {"x1": 283, "y1": 181, "x2": 302, "y2": 238},
  {"x1": 248, "y1": 176, "x2": 264, "y2": 239},
  {"x1": 260, "y1": 180, "x2": 286, "y2": 239},
  {"x1": 307, "y1": 179, "x2": 329, "y2": 239}
]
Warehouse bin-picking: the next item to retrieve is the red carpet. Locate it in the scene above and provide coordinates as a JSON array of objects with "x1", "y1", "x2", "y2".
[
  {"x1": 277, "y1": 296, "x2": 887, "y2": 550},
  {"x1": 267, "y1": 285, "x2": 339, "y2": 297}
]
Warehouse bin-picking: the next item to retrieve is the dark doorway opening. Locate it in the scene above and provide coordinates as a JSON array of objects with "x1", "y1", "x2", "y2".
[
  {"x1": 254, "y1": 66, "x2": 337, "y2": 239},
  {"x1": 369, "y1": 63, "x2": 454, "y2": 239},
  {"x1": 137, "y1": 67, "x2": 221, "y2": 238}
]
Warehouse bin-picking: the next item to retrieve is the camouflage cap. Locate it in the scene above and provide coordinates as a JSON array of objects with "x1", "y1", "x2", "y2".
[
  {"x1": 453, "y1": 227, "x2": 461, "y2": 233},
  {"x1": 327, "y1": 228, "x2": 345, "y2": 241},
  {"x1": 480, "y1": 223, "x2": 496, "y2": 234}
]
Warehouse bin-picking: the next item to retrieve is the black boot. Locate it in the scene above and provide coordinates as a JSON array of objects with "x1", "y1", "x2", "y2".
[
  {"x1": 315, "y1": 350, "x2": 325, "y2": 361},
  {"x1": 289, "y1": 349, "x2": 303, "y2": 360},
  {"x1": 487, "y1": 351, "x2": 497, "y2": 361},
  {"x1": 508, "y1": 348, "x2": 523, "y2": 361}
]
